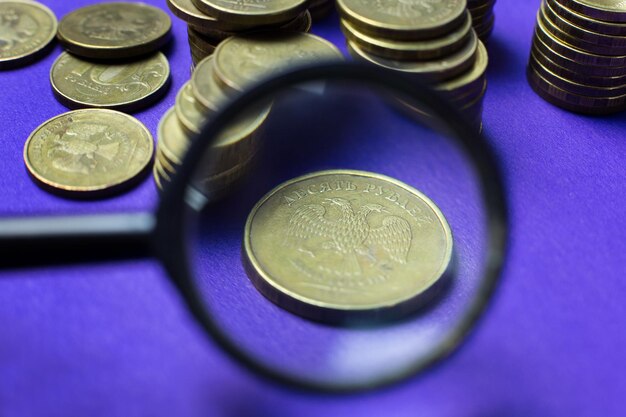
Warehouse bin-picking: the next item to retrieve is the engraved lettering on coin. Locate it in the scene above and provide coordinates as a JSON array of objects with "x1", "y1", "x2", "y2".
[
  {"x1": 0, "y1": 1, "x2": 56, "y2": 67},
  {"x1": 24, "y1": 110, "x2": 153, "y2": 193},
  {"x1": 244, "y1": 170, "x2": 453, "y2": 318},
  {"x1": 51, "y1": 52, "x2": 170, "y2": 110}
]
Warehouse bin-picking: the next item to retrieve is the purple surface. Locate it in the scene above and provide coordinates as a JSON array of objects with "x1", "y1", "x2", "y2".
[{"x1": 1, "y1": 1, "x2": 625, "y2": 416}]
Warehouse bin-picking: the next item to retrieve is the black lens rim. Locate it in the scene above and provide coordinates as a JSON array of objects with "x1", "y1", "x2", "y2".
[{"x1": 155, "y1": 61, "x2": 509, "y2": 393}]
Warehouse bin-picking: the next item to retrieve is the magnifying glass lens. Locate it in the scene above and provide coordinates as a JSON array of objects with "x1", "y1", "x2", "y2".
[{"x1": 183, "y1": 75, "x2": 490, "y2": 390}]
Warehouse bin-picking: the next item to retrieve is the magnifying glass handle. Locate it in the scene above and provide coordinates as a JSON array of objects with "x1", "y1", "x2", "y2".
[{"x1": 0, "y1": 213, "x2": 155, "y2": 269}]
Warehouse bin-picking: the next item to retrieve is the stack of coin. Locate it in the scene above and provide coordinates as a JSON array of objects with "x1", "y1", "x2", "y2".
[
  {"x1": 338, "y1": 0, "x2": 488, "y2": 129},
  {"x1": 468, "y1": 0, "x2": 496, "y2": 41},
  {"x1": 51, "y1": 3, "x2": 172, "y2": 112},
  {"x1": 154, "y1": 32, "x2": 343, "y2": 195},
  {"x1": 528, "y1": 0, "x2": 626, "y2": 115},
  {"x1": 166, "y1": 0, "x2": 312, "y2": 67}
]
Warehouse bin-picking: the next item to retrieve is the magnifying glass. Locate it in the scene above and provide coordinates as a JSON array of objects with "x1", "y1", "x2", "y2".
[{"x1": 0, "y1": 61, "x2": 508, "y2": 393}]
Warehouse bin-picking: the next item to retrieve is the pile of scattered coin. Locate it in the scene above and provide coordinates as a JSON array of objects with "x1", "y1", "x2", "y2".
[
  {"x1": 0, "y1": 0, "x2": 57, "y2": 70},
  {"x1": 528, "y1": 0, "x2": 626, "y2": 114},
  {"x1": 468, "y1": 0, "x2": 496, "y2": 41},
  {"x1": 154, "y1": 31, "x2": 343, "y2": 195},
  {"x1": 338, "y1": 0, "x2": 488, "y2": 129},
  {"x1": 50, "y1": 2, "x2": 172, "y2": 112},
  {"x1": 166, "y1": 0, "x2": 313, "y2": 67}
]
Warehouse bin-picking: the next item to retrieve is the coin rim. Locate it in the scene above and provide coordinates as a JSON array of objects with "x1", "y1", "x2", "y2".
[
  {"x1": 23, "y1": 109, "x2": 154, "y2": 193},
  {"x1": 49, "y1": 51, "x2": 171, "y2": 111},
  {"x1": 0, "y1": 0, "x2": 58, "y2": 68},
  {"x1": 243, "y1": 169, "x2": 454, "y2": 316}
]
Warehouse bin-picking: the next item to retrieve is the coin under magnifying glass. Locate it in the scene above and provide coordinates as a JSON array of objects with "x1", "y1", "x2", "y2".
[
  {"x1": 243, "y1": 170, "x2": 453, "y2": 322},
  {"x1": 50, "y1": 52, "x2": 170, "y2": 111},
  {"x1": 57, "y1": 2, "x2": 172, "y2": 59},
  {"x1": 24, "y1": 109, "x2": 154, "y2": 196},
  {"x1": 0, "y1": 0, "x2": 57, "y2": 69}
]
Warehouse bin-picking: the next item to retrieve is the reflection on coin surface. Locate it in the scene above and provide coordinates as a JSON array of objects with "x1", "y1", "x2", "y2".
[
  {"x1": 24, "y1": 109, "x2": 153, "y2": 194},
  {"x1": 244, "y1": 170, "x2": 453, "y2": 322},
  {"x1": 57, "y1": 2, "x2": 171, "y2": 59},
  {"x1": 214, "y1": 32, "x2": 343, "y2": 92},
  {"x1": 191, "y1": 55, "x2": 229, "y2": 111},
  {"x1": 337, "y1": 0, "x2": 467, "y2": 39},
  {"x1": 0, "y1": 0, "x2": 57, "y2": 69},
  {"x1": 193, "y1": 0, "x2": 307, "y2": 26},
  {"x1": 50, "y1": 52, "x2": 170, "y2": 111}
]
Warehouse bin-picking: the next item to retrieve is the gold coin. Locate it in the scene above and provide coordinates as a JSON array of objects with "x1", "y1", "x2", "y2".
[
  {"x1": 213, "y1": 32, "x2": 343, "y2": 92},
  {"x1": 158, "y1": 107, "x2": 191, "y2": 166},
  {"x1": 24, "y1": 109, "x2": 154, "y2": 195},
  {"x1": 176, "y1": 81, "x2": 210, "y2": 136},
  {"x1": 527, "y1": 65, "x2": 626, "y2": 114},
  {"x1": 191, "y1": 0, "x2": 307, "y2": 26},
  {"x1": 543, "y1": 0, "x2": 626, "y2": 51},
  {"x1": 191, "y1": 55, "x2": 230, "y2": 111},
  {"x1": 57, "y1": 2, "x2": 171, "y2": 59},
  {"x1": 531, "y1": 43, "x2": 626, "y2": 87},
  {"x1": 340, "y1": 11, "x2": 472, "y2": 61},
  {"x1": 555, "y1": 0, "x2": 626, "y2": 22},
  {"x1": 438, "y1": 40, "x2": 488, "y2": 97},
  {"x1": 547, "y1": 0, "x2": 626, "y2": 36},
  {"x1": 337, "y1": 0, "x2": 467, "y2": 40},
  {"x1": 50, "y1": 52, "x2": 170, "y2": 111},
  {"x1": 243, "y1": 169, "x2": 453, "y2": 322},
  {"x1": 348, "y1": 30, "x2": 479, "y2": 82},
  {"x1": 0, "y1": 0, "x2": 57, "y2": 69}
]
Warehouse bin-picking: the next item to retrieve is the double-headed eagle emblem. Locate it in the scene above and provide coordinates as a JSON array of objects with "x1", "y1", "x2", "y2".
[{"x1": 286, "y1": 197, "x2": 412, "y2": 271}]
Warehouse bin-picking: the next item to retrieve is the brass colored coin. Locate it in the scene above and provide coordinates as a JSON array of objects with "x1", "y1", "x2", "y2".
[
  {"x1": 157, "y1": 145, "x2": 177, "y2": 175},
  {"x1": 531, "y1": 43, "x2": 626, "y2": 87},
  {"x1": 535, "y1": 15, "x2": 626, "y2": 67},
  {"x1": 337, "y1": 0, "x2": 467, "y2": 40},
  {"x1": 191, "y1": 55, "x2": 230, "y2": 111},
  {"x1": 543, "y1": 1, "x2": 626, "y2": 50},
  {"x1": 527, "y1": 65, "x2": 626, "y2": 114},
  {"x1": 57, "y1": 3, "x2": 171, "y2": 59},
  {"x1": 213, "y1": 32, "x2": 343, "y2": 92},
  {"x1": 176, "y1": 81, "x2": 210, "y2": 136},
  {"x1": 340, "y1": 11, "x2": 472, "y2": 61},
  {"x1": 188, "y1": 28, "x2": 218, "y2": 54},
  {"x1": 0, "y1": 0, "x2": 57, "y2": 69},
  {"x1": 529, "y1": 53, "x2": 626, "y2": 97},
  {"x1": 153, "y1": 164, "x2": 164, "y2": 191},
  {"x1": 437, "y1": 40, "x2": 488, "y2": 97},
  {"x1": 539, "y1": 5, "x2": 626, "y2": 56},
  {"x1": 532, "y1": 35, "x2": 626, "y2": 77},
  {"x1": 50, "y1": 52, "x2": 170, "y2": 111},
  {"x1": 554, "y1": 0, "x2": 626, "y2": 23},
  {"x1": 243, "y1": 170, "x2": 453, "y2": 322},
  {"x1": 547, "y1": 0, "x2": 626, "y2": 36},
  {"x1": 24, "y1": 109, "x2": 154, "y2": 195},
  {"x1": 348, "y1": 30, "x2": 479, "y2": 82},
  {"x1": 158, "y1": 107, "x2": 191, "y2": 166},
  {"x1": 192, "y1": 0, "x2": 308, "y2": 26}
]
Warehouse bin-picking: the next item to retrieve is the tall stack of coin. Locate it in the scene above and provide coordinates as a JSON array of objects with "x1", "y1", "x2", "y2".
[
  {"x1": 154, "y1": 32, "x2": 343, "y2": 195},
  {"x1": 167, "y1": 0, "x2": 312, "y2": 67},
  {"x1": 51, "y1": 3, "x2": 172, "y2": 112},
  {"x1": 528, "y1": 0, "x2": 626, "y2": 115},
  {"x1": 468, "y1": 0, "x2": 496, "y2": 41},
  {"x1": 337, "y1": 0, "x2": 488, "y2": 129}
]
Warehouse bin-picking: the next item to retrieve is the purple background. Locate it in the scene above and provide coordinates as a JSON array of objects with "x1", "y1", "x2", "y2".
[{"x1": 1, "y1": 1, "x2": 625, "y2": 416}]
